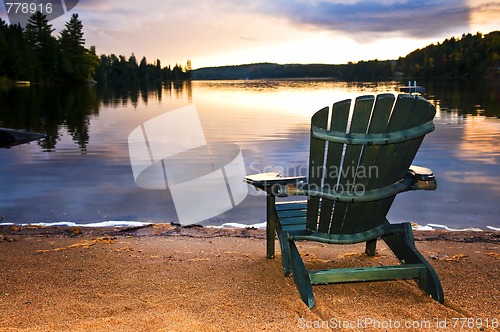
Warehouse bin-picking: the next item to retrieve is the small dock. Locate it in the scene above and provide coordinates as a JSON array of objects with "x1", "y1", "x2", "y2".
[{"x1": 399, "y1": 81, "x2": 425, "y2": 94}]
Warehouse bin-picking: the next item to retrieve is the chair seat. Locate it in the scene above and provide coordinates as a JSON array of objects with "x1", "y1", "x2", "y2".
[{"x1": 275, "y1": 201, "x2": 307, "y2": 232}]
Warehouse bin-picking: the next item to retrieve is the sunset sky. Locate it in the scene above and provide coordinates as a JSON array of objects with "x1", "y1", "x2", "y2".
[{"x1": 2, "y1": 0, "x2": 500, "y2": 69}]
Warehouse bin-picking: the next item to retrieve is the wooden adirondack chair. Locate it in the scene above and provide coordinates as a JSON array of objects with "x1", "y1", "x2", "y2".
[{"x1": 245, "y1": 93, "x2": 444, "y2": 308}]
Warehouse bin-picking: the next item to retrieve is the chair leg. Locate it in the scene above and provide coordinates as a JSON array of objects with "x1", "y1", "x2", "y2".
[
  {"x1": 289, "y1": 239, "x2": 315, "y2": 308},
  {"x1": 365, "y1": 239, "x2": 377, "y2": 256},
  {"x1": 266, "y1": 194, "x2": 277, "y2": 259},
  {"x1": 278, "y1": 231, "x2": 292, "y2": 276},
  {"x1": 382, "y1": 223, "x2": 444, "y2": 303}
]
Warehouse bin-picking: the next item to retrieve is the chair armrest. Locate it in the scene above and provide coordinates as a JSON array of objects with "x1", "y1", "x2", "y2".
[
  {"x1": 407, "y1": 165, "x2": 437, "y2": 190},
  {"x1": 244, "y1": 172, "x2": 307, "y2": 196}
]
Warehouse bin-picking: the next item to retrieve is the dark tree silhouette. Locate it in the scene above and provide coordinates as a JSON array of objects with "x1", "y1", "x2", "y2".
[
  {"x1": 24, "y1": 11, "x2": 58, "y2": 80},
  {"x1": 0, "y1": 12, "x2": 100, "y2": 82},
  {"x1": 59, "y1": 13, "x2": 88, "y2": 81}
]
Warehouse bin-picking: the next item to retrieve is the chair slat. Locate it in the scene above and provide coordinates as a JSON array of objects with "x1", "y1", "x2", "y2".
[
  {"x1": 339, "y1": 94, "x2": 395, "y2": 233},
  {"x1": 328, "y1": 96, "x2": 374, "y2": 234},
  {"x1": 279, "y1": 217, "x2": 307, "y2": 226},
  {"x1": 317, "y1": 99, "x2": 350, "y2": 232},
  {"x1": 306, "y1": 107, "x2": 330, "y2": 231},
  {"x1": 396, "y1": 97, "x2": 437, "y2": 182}
]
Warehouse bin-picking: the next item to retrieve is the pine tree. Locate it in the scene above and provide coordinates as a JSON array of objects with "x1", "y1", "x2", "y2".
[
  {"x1": 184, "y1": 60, "x2": 192, "y2": 79},
  {"x1": 9, "y1": 23, "x2": 37, "y2": 80},
  {"x1": 139, "y1": 56, "x2": 147, "y2": 80},
  {"x1": 25, "y1": 11, "x2": 58, "y2": 80},
  {"x1": 85, "y1": 45, "x2": 99, "y2": 80},
  {"x1": 59, "y1": 13, "x2": 86, "y2": 81},
  {"x1": 128, "y1": 53, "x2": 139, "y2": 80},
  {"x1": 0, "y1": 19, "x2": 9, "y2": 77}
]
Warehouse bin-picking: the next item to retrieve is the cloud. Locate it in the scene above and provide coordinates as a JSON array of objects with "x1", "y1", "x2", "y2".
[
  {"x1": 72, "y1": 0, "x2": 483, "y2": 41},
  {"x1": 69, "y1": 0, "x2": 306, "y2": 64},
  {"x1": 257, "y1": 0, "x2": 472, "y2": 39},
  {"x1": 35, "y1": 0, "x2": 496, "y2": 67},
  {"x1": 468, "y1": 1, "x2": 500, "y2": 26}
]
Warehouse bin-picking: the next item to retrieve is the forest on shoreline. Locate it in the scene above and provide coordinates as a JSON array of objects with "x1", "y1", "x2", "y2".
[
  {"x1": 193, "y1": 31, "x2": 500, "y2": 81},
  {"x1": 1, "y1": 11, "x2": 499, "y2": 83},
  {"x1": 0, "y1": 12, "x2": 191, "y2": 84}
]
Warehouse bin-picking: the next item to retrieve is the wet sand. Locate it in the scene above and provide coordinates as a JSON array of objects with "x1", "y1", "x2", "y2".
[{"x1": 0, "y1": 224, "x2": 499, "y2": 331}]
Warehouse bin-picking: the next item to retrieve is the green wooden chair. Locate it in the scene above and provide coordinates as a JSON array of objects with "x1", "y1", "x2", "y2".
[{"x1": 245, "y1": 93, "x2": 444, "y2": 308}]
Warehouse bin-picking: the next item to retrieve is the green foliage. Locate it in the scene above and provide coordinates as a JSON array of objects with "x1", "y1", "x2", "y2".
[
  {"x1": 191, "y1": 61, "x2": 393, "y2": 80},
  {"x1": 192, "y1": 32, "x2": 499, "y2": 80},
  {"x1": 0, "y1": 12, "x2": 98, "y2": 82},
  {"x1": 395, "y1": 31, "x2": 500, "y2": 79},
  {"x1": 59, "y1": 13, "x2": 91, "y2": 81},
  {"x1": 0, "y1": 19, "x2": 37, "y2": 80},
  {"x1": 0, "y1": 12, "x2": 190, "y2": 83},
  {"x1": 94, "y1": 56, "x2": 191, "y2": 82},
  {"x1": 1, "y1": 12, "x2": 497, "y2": 83},
  {"x1": 24, "y1": 12, "x2": 58, "y2": 80}
]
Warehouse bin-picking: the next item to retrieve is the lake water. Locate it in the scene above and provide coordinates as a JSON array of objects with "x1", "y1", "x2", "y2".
[{"x1": 1, "y1": 79, "x2": 499, "y2": 230}]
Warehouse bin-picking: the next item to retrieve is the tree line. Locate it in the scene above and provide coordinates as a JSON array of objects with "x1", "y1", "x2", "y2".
[
  {"x1": 191, "y1": 61, "x2": 394, "y2": 81},
  {"x1": 192, "y1": 31, "x2": 499, "y2": 80},
  {"x1": 94, "y1": 55, "x2": 191, "y2": 82},
  {"x1": 1, "y1": 11, "x2": 498, "y2": 83},
  {"x1": 0, "y1": 12, "x2": 191, "y2": 83},
  {"x1": 0, "y1": 13, "x2": 99, "y2": 82},
  {"x1": 395, "y1": 31, "x2": 500, "y2": 79}
]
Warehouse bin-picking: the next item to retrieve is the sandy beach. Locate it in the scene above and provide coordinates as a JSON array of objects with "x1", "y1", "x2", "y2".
[{"x1": 0, "y1": 224, "x2": 499, "y2": 331}]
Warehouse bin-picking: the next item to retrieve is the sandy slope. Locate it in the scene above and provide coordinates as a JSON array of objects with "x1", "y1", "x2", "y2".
[{"x1": 0, "y1": 225, "x2": 499, "y2": 331}]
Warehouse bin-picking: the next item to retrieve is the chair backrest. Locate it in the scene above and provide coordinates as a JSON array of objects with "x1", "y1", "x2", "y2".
[{"x1": 305, "y1": 93, "x2": 436, "y2": 235}]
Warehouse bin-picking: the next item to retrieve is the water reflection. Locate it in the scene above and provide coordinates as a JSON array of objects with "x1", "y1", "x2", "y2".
[
  {"x1": 0, "y1": 79, "x2": 498, "y2": 228},
  {"x1": 424, "y1": 79, "x2": 500, "y2": 117},
  {"x1": 0, "y1": 84, "x2": 99, "y2": 151},
  {"x1": 0, "y1": 81, "x2": 193, "y2": 151},
  {"x1": 96, "y1": 81, "x2": 192, "y2": 108},
  {"x1": 460, "y1": 116, "x2": 500, "y2": 164},
  {"x1": 0, "y1": 79, "x2": 497, "y2": 152}
]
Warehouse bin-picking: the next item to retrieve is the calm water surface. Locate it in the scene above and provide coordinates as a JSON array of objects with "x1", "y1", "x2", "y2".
[{"x1": 0, "y1": 80, "x2": 499, "y2": 229}]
